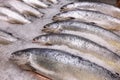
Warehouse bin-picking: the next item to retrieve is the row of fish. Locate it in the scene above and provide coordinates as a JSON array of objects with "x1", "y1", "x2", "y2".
[
  {"x1": 9, "y1": 1, "x2": 120, "y2": 80},
  {"x1": 53, "y1": 3, "x2": 120, "y2": 31},
  {"x1": 0, "y1": 29, "x2": 18, "y2": 44},
  {"x1": 0, "y1": 0, "x2": 58, "y2": 24}
]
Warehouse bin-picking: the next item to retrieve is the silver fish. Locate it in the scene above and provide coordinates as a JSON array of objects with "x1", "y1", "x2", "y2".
[
  {"x1": 53, "y1": 10, "x2": 120, "y2": 31},
  {"x1": 0, "y1": 29, "x2": 18, "y2": 44},
  {"x1": 61, "y1": 2, "x2": 120, "y2": 19},
  {"x1": 0, "y1": 7, "x2": 31, "y2": 24},
  {"x1": 6, "y1": 0, "x2": 43, "y2": 17},
  {"x1": 33, "y1": 33, "x2": 120, "y2": 74},
  {"x1": 10, "y1": 48, "x2": 120, "y2": 80},
  {"x1": 43, "y1": 21, "x2": 120, "y2": 55},
  {"x1": 22, "y1": 0, "x2": 48, "y2": 8}
]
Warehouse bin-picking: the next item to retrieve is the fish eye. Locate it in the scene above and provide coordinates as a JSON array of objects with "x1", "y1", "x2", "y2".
[
  {"x1": 44, "y1": 24, "x2": 50, "y2": 28},
  {"x1": 61, "y1": 7, "x2": 65, "y2": 10},
  {"x1": 33, "y1": 37, "x2": 39, "y2": 41},
  {"x1": 7, "y1": 32, "x2": 13, "y2": 36},
  {"x1": 44, "y1": 26, "x2": 47, "y2": 28},
  {"x1": 33, "y1": 38, "x2": 36, "y2": 41}
]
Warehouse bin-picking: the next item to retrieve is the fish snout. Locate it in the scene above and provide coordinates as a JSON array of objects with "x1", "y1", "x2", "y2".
[
  {"x1": 52, "y1": 15, "x2": 60, "y2": 21},
  {"x1": 9, "y1": 52, "x2": 22, "y2": 63},
  {"x1": 60, "y1": 6, "x2": 67, "y2": 12},
  {"x1": 52, "y1": 15, "x2": 65, "y2": 21}
]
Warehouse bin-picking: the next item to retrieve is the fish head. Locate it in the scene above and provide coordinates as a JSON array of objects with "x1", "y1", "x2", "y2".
[
  {"x1": 61, "y1": 5, "x2": 69, "y2": 12},
  {"x1": 10, "y1": 50, "x2": 30, "y2": 66},
  {"x1": 33, "y1": 34, "x2": 52, "y2": 45},
  {"x1": 10, "y1": 49, "x2": 35, "y2": 71},
  {"x1": 52, "y1": 12, "x2": 75, "y2": 21},
  {"x1": 60, "y1": 3, "x2": 73, "y2": 12},
  {"x1": 42, "y1": 23, "x2": 63, "y2": 33}
]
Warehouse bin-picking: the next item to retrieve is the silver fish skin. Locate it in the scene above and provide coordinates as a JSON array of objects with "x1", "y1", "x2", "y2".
[
  {"x1": 0, "y1": 29, "x2": 18, "y2": 44},
  {"x1": 22, "y1": 0, "x2": 48, "y2": 8},
  {"x1": 43, "y1": 21, "x2": 120, "y2": 55},
  {"x1": 61, "y1": 2, "x2": 120, "y2": 19},
  {"x1": 47, "y1": 0, "x2": 58, "y2": 4},
  {"x1": 53, "y1": 10, "x2": 120, "y2": 31},
  {"x1": 43, "y1": 20, "x2": 120, "y2": 41},
  {"x1": 33, "y1": 33, "x2": 120, "y2": 74},
  {"x1": 10, "y1": 48, "x2": 120, "y2": 80},
  {"x1": 0, "y1": 7, "x2": 31, "y2": 24},
  {"x1": 6, "y1": 0, "x2": 43, "y2": 17}
]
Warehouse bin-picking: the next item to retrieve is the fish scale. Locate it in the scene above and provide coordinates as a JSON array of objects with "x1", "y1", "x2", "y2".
[
  {"x1": 33, "y1": 33, "x2": 120, "y2": 75},
  {"x1": 10, "y1": 48, "x2": 120, "y2": 80},
  {"x1": 5, "y1": 0, "x2": 120, "y2": 80},
  {"x1": 53, "y1": 10, "x2": 120, "y2": 31},
  {"x1": 43, "y1": 20, "x2": 120, "y2": 56},
  {"x1": 61, "y1": 2, "x2": 120, "y2": 19}
]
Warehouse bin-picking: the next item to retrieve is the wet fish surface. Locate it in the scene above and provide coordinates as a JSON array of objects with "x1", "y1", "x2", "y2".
[
  {"x1": 33, "y1": 33, "x2": 120, "y2": 74},
  {"x1": 22, "y1": 0, "x2": 48, "y2": 8},
  {"x1": 10, "y1": 48, "x2": 120, "y2": 80},
  {"x1": 0, "y1": 29, "x2": 18, "y2": 44},
  {"x1": 6, "y1": 0, "x2": 43, "y2": 17},
  {"x1": 61, "y1": 2, "x2": 120, "y2": 19},
  {"x1": 53, "y1": 10, "x2": 120, "y2": 31},
  {"x1": 47, "y1": 0, "x2": 58, "y2": 4},
  {"x1": 0, "y1": 7, "x2": 31, "y2": 24},
  {"x1": 43, "y1": 20, "x2": 120, "y2": 55}
]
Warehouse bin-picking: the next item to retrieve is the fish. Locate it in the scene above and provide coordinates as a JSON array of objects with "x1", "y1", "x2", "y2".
[
  {"x1": 10, "y1": 48, "x2": 120, "y2": 80},
  {"x1": 0, "y1": 7, "x2": 31, "y2": 24},
  {"x1": 22, "y1": 0, "x2": 48, "y2": 8},
  {"x1": 47, "y1": 0, "x2": 58, "y2": 4},
  {"x1": 6, "y1": 0, "x2": 43, "y2": 17},
  {"x1": 61, "y1": 2, "x2": 120, "y2": 19},
  {"x1": 43, "y1": 20, "x2": 120, "y2": 55},
  {"x1": 0, "y1": 29, "x2": 18, "y2": 44},
  {"x1": 33, "y1": 33, "x2": 120, "y2": 74},
  {"x1": 53, "y1": 10, "x2": 120, "y2": 31}
]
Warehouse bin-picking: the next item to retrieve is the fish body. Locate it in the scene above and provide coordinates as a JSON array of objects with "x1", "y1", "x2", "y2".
[
  {"x1": 0, "y1": 30, "x2": 18, "y2": 44},
  {"x1": 10, "y1": 48, "x2": 120, "y2": 80},
  {"x1": 0, "y1": 7, "x2": 31, "y2": 24},
  {"x1": 43, "y1": 21, "x2": 120, "y2": 54},
  {"x1": 22, "y1": 0, "x2": 48, "y2": 8},
  {"x1": 53, "y1": 10, "x2": 120, "y2": 31},
  {"x1": 33, "y1": 33, "x2": 120, "y2": 74},
  {"x1": 61, "y1": 2, "x2": 120, "y2": 19},
  {"x1": 6, "y1": 0, "x2": 43, "y2": 17}
]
